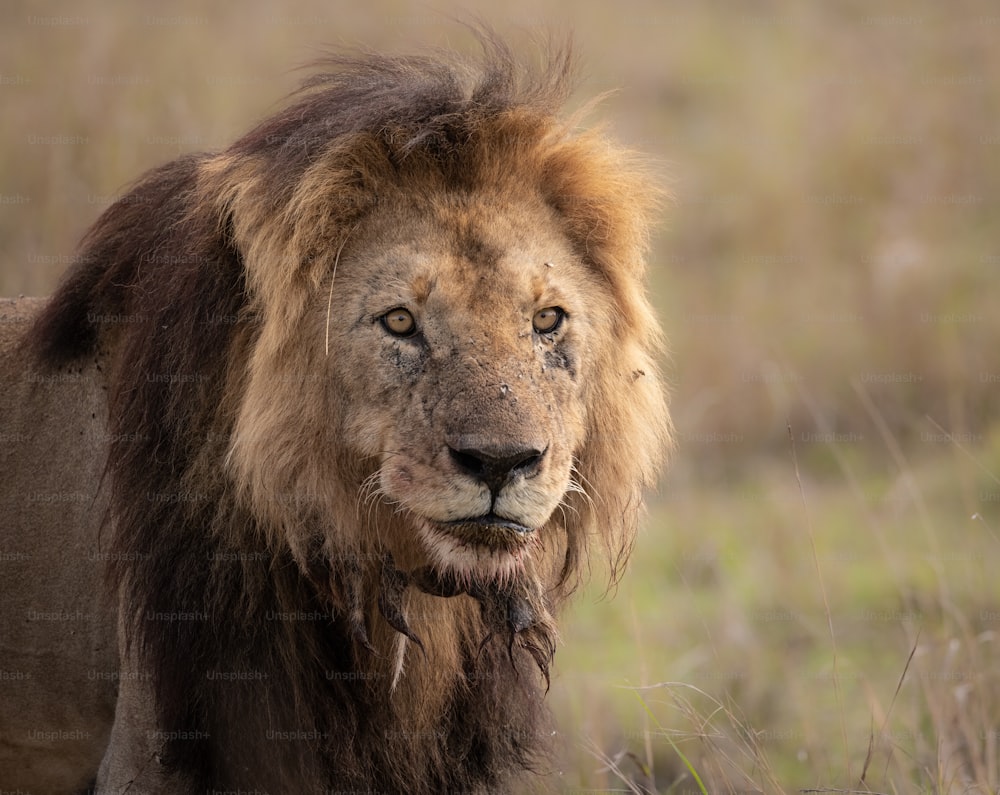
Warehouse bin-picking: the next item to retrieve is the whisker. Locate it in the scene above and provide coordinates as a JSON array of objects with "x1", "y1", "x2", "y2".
[
  {"x1": 557, "y1": 494, "x2": 581, "y2": 521},
  {"x1": 324, "y1": 225, "x2": 356, "y2": 357},
  {"x1": 564, "y1": 475, "x2": 593, "y2": 511},
  {"x1": 356, "y1": 470, "x2": 383, "y2": 521},
  {"x1": 569, "y1": 463, "x2": 602, "y2": 507}
]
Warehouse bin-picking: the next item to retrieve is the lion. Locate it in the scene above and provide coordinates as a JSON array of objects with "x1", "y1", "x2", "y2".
[{"x1": 0, "y1": 34, "x2": 671, "y2": 793}]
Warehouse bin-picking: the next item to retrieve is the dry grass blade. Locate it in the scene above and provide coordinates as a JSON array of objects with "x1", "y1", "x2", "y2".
[
  {"x1": 583, "y1": 736, "x2": 648, "y2": 795},
  {"x1": 324, "y1": 227, "x2": 354, "y2": 357},
  {"x1": 800, "y1": 789, "x2": 889, "y2": 794},
  {"x1": 624, "y1": 681, "x2": 782, "y2": 793},
  {"x1": 851, "y1": 381, "x2": 949, "y2": 603},
  {"x1": 859, "y1": 633, "x2": 919, "y2": 786},
  {"x1": 924, "y1": 415, "x2": 1000, "y2": 487},
  {"x1": 787, "y1": 423, "x2": 850, "y2": 779}
]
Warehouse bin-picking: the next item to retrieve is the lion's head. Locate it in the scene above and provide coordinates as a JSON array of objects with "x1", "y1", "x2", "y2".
[
  {"x1": 205, "y1": 43, "x2": 672, "y2": 664},
  {"x1": 335, "y1": 197, "x2": 591, "y2": 581},
  {"x1": 30, "y1": 33, "x2": 672, "y2": 790}
]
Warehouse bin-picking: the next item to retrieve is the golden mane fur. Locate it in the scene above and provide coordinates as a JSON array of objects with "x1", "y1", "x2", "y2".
[{"x1": 14, "y1": 33, "x2": 671, "y2": 793}]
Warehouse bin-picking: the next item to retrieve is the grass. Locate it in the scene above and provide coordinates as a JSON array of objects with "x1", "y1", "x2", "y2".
[
  {"x1": 2, "y1": 0, "x2": 998, "y2": 791},
  {"x1": 551, "y1": 427, "x2": 1000, "y2": 793}
]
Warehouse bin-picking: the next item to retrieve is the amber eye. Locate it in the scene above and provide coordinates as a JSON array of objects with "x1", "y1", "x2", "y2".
[
  {"x1": 381, "y1": 308, "x2": 416, "y2": 338},
  {"x1": 532, "y1": 306, "x2": 565, "y2": 334}
]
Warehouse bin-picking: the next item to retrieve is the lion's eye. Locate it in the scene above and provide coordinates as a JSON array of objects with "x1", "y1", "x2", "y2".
[
  {"x1": 381, "y1": 308, "x2": 417, "y2": 338},
  {"x1": 532, "y1": 306, "x2": 565, "y2": 335}
]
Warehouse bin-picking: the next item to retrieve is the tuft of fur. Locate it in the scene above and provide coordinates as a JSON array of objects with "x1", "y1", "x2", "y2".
[{"x1": 30, "y1": 31, "x2": 671, "y2": 793}]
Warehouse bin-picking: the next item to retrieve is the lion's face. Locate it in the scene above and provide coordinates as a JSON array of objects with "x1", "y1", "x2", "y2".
[{"x1": 331, "y1": 191, "x2": 601, "y2": 585}]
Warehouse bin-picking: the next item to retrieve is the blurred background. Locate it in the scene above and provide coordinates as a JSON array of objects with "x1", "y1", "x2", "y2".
[{"x1": 3, "y1": 1, "x2": 998, "y2": 791}]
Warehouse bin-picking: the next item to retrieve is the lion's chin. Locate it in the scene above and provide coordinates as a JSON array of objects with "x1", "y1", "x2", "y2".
[{"x1": 415, "y1": 517, "x2": 536, "y2": 587}]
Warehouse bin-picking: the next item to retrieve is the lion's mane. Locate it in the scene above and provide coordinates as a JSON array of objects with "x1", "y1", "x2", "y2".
[{"x1": 31, "y1": 34, "x2": 671, "y2": 792}]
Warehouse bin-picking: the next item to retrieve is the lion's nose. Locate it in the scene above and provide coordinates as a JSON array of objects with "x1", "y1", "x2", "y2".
[{"x1": 447, "y1": 440, "x2": 546, "y2": 495}]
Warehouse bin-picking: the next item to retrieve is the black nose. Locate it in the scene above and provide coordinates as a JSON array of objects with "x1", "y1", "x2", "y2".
[{"x1": 447, "y1": 441, "x2": 545, "y2": 495}]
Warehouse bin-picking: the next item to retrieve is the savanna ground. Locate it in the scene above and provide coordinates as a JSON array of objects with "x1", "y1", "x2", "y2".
[{"x1": 3, "y1": 2, "x2": 998, "y2": 792}]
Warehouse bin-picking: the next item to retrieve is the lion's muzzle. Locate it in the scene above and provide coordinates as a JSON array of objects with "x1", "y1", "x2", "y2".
[{"x1": 378, "y1": 391, "x2": 571, "y2": 582}]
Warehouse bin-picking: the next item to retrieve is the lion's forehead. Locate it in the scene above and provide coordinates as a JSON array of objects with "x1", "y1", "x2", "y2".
[{"x1": 352, "y1": 198, "x2": 589, "y2": 318}]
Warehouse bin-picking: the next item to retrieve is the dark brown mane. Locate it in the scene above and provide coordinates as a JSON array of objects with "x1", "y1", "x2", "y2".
[{"x1": 27, "y1": 31, "x2": 668, "y2": 793}]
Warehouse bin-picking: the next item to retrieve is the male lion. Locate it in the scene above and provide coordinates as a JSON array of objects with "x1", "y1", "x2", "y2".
[{"x1": 0, "y1": 35, "x2": 671, "y2": 793}]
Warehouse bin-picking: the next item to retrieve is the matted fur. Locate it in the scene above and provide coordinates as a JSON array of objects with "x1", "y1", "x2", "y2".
[{"x1": 28, "y1": 33, "x2": 671, "y2": 792}]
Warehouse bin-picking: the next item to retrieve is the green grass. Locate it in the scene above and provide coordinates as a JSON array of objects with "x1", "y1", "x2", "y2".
[{"x1": 552, "y1": 432, "x2": 1000, "y2": 792}]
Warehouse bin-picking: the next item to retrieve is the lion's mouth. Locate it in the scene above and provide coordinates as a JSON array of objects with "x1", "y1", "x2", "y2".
[
  {"x1": 444, "y1": 513, "x2": 535, "y2": 536},
  {"x1": 412, "y1": 513, "x2": 537, "y2": 587},
  {"x1": 431, "y1": 513, "x2": 536, "y2": 560}
]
